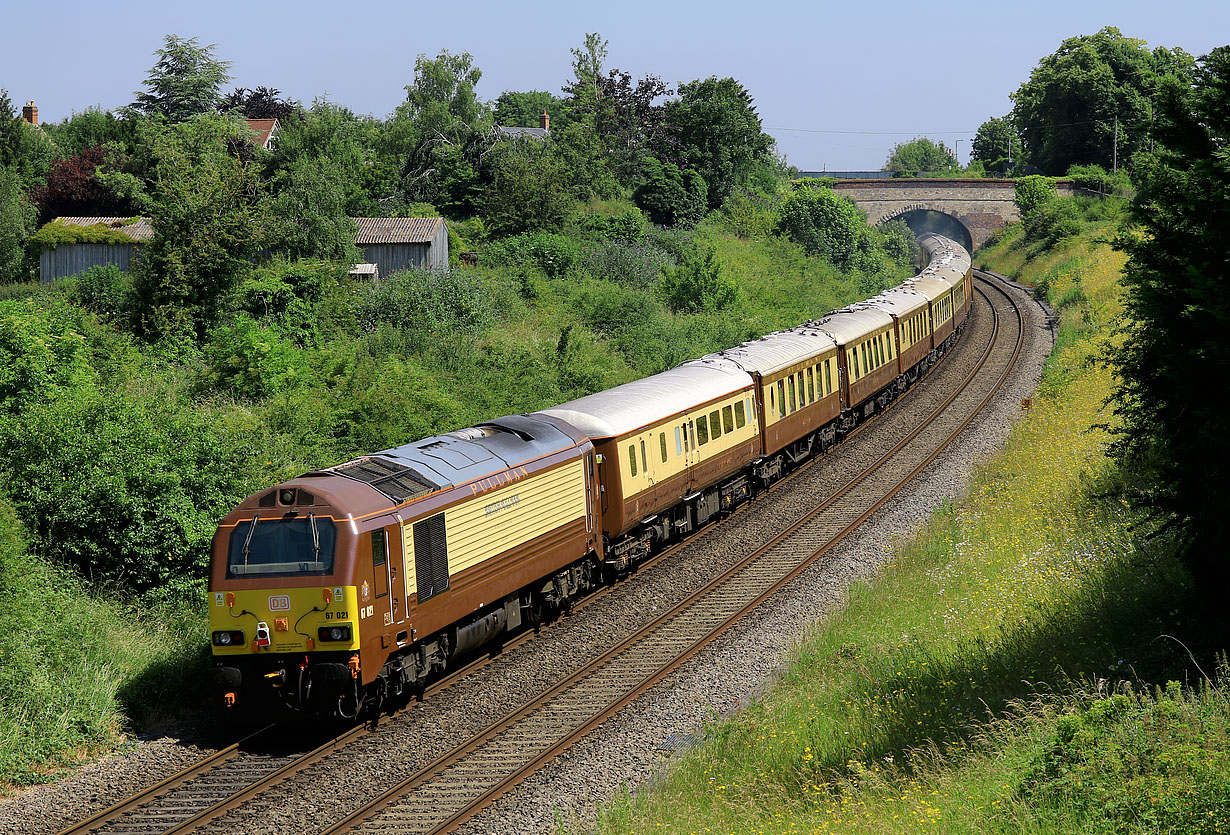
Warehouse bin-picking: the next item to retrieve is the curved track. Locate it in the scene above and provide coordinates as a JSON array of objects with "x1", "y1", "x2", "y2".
[{"x1": 55, "y1": 271, "x2": 1027, "y2": 835}]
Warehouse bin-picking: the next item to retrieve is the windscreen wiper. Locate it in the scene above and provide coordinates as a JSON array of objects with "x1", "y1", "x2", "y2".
[{"x1": 241, "y1": 515, "x2": 259, "y2": 567}]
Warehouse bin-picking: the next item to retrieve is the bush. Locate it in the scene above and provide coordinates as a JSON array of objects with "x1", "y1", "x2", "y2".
[
  {"x1": 200, "y1": 314, "x2": 310, "y2": 399},
  {"x1": 776, "y1": 183, "x2": 872, "y2": 267},
  {"x1": 575, "y1": 208, "x2": 647, "y2": 242},
  {"x1": 70, "y1": 264, "x2": 133, "y2": 322},
  {"x1": 1064, "y1": 164, "x2": 1131, "y2": 197},
  {"x1": 659, "y1": 247, "x2": 739, "y2": 314},
  {"x1": 1015, "y1": 174, "x2": 1058, "y2": 219},
  {"x1": 633, "y1": 156, "x2": 708, "y2": 228},
  {"x1": 357, "y1": 267, "x2": 496, "y2": 345},
  {"x1": 582, "y1": 240, "x2": 676, "y2": 287},
  {"x1": 484, "y1": 231, "x2": 580, "y2": 278}
]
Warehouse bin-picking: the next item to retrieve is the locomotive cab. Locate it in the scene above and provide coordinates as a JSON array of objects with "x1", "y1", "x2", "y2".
[{"x1": 208, "y1": 481, "x2": 373, "y2": 716}]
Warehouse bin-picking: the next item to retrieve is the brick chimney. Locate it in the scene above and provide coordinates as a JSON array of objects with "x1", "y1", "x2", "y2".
[
  {"x1": 22, "y1": 100, "x2": 38, "y2": 125},
  {"x1": 540, "y1": 109, "x2": 550, "y2": 131}
]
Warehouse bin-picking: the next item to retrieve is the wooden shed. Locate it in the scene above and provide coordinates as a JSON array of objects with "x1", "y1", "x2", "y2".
[
  {"x1": 38, "y1": 217, "x2": 154, "y2": 283},
  {"x1": 352, "y1": 217, "x2": 449, "y2": 276}
]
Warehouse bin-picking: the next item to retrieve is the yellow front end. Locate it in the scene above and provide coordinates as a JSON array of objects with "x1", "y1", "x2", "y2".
[{"x1": 209, "y1": 585, "x2": 360, "y2": 656}]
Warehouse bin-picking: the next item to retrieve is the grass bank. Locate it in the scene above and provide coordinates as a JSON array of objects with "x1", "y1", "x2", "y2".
[{"x1": 590, "y1": 220, "x2": 1225, "y2": 833}]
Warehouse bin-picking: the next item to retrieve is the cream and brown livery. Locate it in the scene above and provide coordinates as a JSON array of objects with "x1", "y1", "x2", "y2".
[{"x1": 209, "y1": 235, "x2": 973, "y2": 717}]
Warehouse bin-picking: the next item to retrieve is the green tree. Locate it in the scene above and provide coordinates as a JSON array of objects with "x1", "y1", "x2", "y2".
[
  {"x1": 971, "y1": 117, "x2": 1022, "y2": 174},
  {"x1": 667, "y1": 77, "x2": 774, "y2": 209},
  {"x1": 0, "y1": 165, "x2": 35, "y2": 283},
  {"x1": 269, "y1": 99, "x2": 398, "y2": 216},
  {"x1": 130, "y1": 34, "x2": 232, "y2": 122},
  {"x1": 133, "y1": 115, "x2": 269, "y2": 336},
  {"x1": 394, "y1": 50, "x2": 492, "y2": 211},
  {"x1": 885, "y1": 137, "x2": 957, "y2": 176},
  {"x1": 494, "y1": 90, "x2": 563, "y2": 129},
  {"x1": 1111, "y1": 46, "x2": 1230, "y2": 600},
  {"x1": 659, "y1": 247, "x2": 738, "y2": 314},
  {"x1": 1014, "y1": 174, "x2": 1058, "y2": 219},
  {"x1": 0, "y1": 89, "x2": 55, "y2": 188},
  {"x1": 633, "y1": 156, "x2": 707, "y2": 227},
  {"x1": 481, "y1": 139, "x2": 575, "y2": 235},
  {"x1": 268, "y1": 155, "x2": 361, "y2": 262},
  {"x1": 1010, "y1": 27, "x2": 1194, "y2": 174},
  {"x1": 776, "y1": 181, "x2": 873, "y2": 267}
]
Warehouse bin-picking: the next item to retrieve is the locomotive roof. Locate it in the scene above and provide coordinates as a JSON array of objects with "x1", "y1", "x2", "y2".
[
  {"x1": 707, "y1": 327, "x2": 837, "y2": 376},
  {"x1": 536, "y1": 359, "x2": 752, "y2": 439},
  {"x1": 808, "y1": 305, "x2": 895, "y2": 345},
  {"x1": 324, "y1": 414, "x2": 583, "y2": 503}
]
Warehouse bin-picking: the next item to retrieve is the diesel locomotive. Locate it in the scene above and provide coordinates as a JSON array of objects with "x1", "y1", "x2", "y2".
[{"x1": 207, "y1": 233, "x2": 972, "y2": 717}]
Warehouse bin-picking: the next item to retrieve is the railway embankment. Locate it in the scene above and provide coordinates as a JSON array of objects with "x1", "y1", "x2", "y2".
[{"x1": 585, "y1": 220, "x2": 1227, "y2": 833}]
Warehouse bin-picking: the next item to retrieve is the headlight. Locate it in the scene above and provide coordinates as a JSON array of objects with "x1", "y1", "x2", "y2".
[
  {"x1": 317, "y1": 625, "x2": 352, "y2": 642},
  {"x1": 212, "y1": 630, "x2": 244, "y2": 646}
]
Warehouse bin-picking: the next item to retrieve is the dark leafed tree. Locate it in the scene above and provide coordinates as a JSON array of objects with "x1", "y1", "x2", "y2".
[
  {"x1": 666, "y1": 77, "x2": 773, "y2": 209},
  {"x1": 1010, "y1": 27, "x2": 1194, "y2": 174},
  {"x1": 1111, "y1": 45, "x2": 1230, "y2": 607},
  {"x1": 130, "y1": 34, "x2": 232, "y2": 122},
  {"x1": 220, "y1": 86, "x2": 302, "y2": 122},
  {"x1": 31, "y1": 145, "x2": 134, "y2": 222}
]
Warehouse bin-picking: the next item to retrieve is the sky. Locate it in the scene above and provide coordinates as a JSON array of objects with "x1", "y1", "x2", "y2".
[{"x1": 2, "y1": 0, "x2": 1226, "y2": 171}]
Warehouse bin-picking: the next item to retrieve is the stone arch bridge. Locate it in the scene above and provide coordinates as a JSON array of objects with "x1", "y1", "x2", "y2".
[{"x1": 830, "y1": 178, "x2": 1078, "y2": 251}]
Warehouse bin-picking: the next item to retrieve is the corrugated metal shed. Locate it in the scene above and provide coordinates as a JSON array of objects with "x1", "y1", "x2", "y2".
[
  {"x1": 353, "y1": 217, "x2": 449, "y2": 275},
  {"x1": 537, "y1": 360, "x2": 752, "y2": 440},
  {"x1": 39, "y1": 217, "x2": 154, "y2": 282}
]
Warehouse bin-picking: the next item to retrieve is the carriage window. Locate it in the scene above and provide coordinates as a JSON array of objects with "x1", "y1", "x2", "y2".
[
  {"x1": 696, "y1": 416, "x2": 709, "y2": 445},
  {"x1": 628, "y1": 445, "x2": 637, "y2": 477},
  {"x1": 735, "y1": 400, "x2": 747, "y2": 428},
  {"x1": 675, "y1": 427, "x2": 682, "y2": 456},
  {"x1": 788, "y1": 377, "x2": 796, "y2": 413},
  {"x1": 660, "y1": 432, "x2": 668, "y2": 463},
  {"x1": 722, "y1": 405, "x2": 734, "y2": 434},
  {"x1": 797, "y1": 372, "x2": 805, "y2": 404},
  {"x1": 709, "y1": 410, "x2": 722, "y2": 439},
  {"x1": 640, "y1": 439, "x2": 647, "y2": 473},
  {"x1": 777, "y1": 380, "x2": 786, "y2": 417},
  {"x1": 852, "y1": 346, "x2": 861, "y2": 379},
  {"x1": 807, "y1": 368, "x2": 815, "y2": 403}
]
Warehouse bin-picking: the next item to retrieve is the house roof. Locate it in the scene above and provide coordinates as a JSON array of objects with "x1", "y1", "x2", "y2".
[
  {"x1": 244, "y1": 118, "x2": 279, "y2": 149},
  {"x1": 55, "y1": 216, "x2": 155, "y2": 242},
  {"x1": 497, "y1": 126, "x2": 549, "y2": 140},
  {"x1": 352, "y1": 217, "x2": 443, "y2": 245}
]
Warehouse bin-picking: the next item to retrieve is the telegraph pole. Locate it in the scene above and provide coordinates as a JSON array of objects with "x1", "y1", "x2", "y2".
[{"x1": 1113, "y1": 115, "x2": 1119, "y2": 174}]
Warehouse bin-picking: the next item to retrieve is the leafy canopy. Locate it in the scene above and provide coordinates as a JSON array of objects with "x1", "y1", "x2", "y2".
[
  {"x1": 885, "y1": 137, "x2": 957, "y2": 176},
  {"x1": 130, "y1": 34, "x2": 232, "y2": 122},
  {"x1": 1010, "y1": 26, "x2": 1194, "y2": 174}
]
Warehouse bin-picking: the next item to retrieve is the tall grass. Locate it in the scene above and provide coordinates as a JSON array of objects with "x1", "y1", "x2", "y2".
[{"x1": 0, "y1": 499, "x2": 205, "y2": 790}]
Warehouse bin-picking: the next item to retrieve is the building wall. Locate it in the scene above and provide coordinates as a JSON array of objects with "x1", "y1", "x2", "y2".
[
  {"x1": 40, "y1": 244, "x2": 139, "y2": 283},
  {"x1": 359, "y1": 222, "x2": 449, "y2": 277}
]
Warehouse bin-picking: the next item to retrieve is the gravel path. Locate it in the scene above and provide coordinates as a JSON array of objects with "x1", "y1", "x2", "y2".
[{"x1": 0, "y1": 276, "x2": 1052, "y2": 835}]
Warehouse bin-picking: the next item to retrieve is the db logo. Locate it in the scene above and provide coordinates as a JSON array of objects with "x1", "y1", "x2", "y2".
[{"x1": 268, "y1": 595, "x2": 291, "y2": 611}]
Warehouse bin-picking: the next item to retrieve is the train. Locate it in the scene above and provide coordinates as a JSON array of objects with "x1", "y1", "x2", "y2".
[{"x1": 207, "y1": 233, "x2": 972, "y2": 718}]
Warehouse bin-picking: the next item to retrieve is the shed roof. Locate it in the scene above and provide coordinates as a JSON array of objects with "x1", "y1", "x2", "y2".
[
  {"x1": 353, "y1": 217, "x2": 443, "y2": 244},
  {"x1": 55, "y1": 216, "x2": 154, "y2": 242}
]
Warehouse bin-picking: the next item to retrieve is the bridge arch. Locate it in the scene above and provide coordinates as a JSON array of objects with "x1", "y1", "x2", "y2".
[{"x1": 876, "y1": 205, "x2": 973, "y2": 253}]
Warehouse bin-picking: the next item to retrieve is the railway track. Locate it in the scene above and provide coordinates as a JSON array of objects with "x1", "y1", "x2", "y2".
[{"x1": 53, "y1": 271, "x2": 1027, "y2": 835}]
